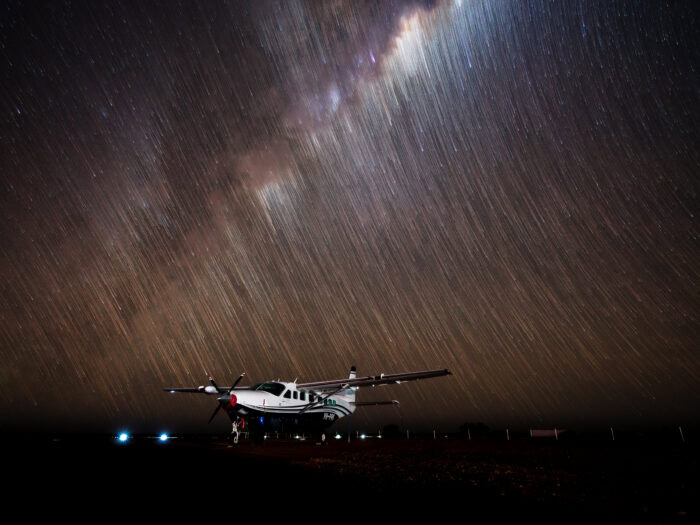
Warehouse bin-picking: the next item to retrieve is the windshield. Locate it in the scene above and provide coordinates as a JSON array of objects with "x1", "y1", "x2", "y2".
[{"x1": 251, "y1": 382, "x2": 285, "y2": 396}]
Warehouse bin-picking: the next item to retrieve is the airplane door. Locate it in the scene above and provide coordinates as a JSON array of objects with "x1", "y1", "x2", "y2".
[{"x1": 281, "y1": 388, "x2": 292, "y2": 408}]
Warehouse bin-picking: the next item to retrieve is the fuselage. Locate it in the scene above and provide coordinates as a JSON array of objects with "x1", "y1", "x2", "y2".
[{"x1": 218, "y1": 381, "x2": 356, "y2": 433}]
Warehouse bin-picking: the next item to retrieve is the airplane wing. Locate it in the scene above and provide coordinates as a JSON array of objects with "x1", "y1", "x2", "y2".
[
  {"x1": 163, "y1": 386, "x2": 251, "y2": 394},
  {"x1": 164, "y1": 373, "x2": 247, "y2": 394},
  {"x1": 164, "y1": 387, "x2": 207, "y2": 393},
  {"x1": 297, "y1": 368, "x2": 450, "y2": 392}
]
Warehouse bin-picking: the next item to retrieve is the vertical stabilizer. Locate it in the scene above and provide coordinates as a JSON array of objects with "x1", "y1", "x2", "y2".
[{"x1": 339, "y1": 365, "x2": 357, "y2": 403}]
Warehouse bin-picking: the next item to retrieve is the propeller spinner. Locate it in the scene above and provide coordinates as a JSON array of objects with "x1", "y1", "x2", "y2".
[{"x1": 207, "y1": 372, "x2": 246, "y2": 424}]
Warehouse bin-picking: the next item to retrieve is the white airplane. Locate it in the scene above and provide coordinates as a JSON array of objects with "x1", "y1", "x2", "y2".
[{"x1": 165, "y1": 366, "x2": 450, "y2": 442}]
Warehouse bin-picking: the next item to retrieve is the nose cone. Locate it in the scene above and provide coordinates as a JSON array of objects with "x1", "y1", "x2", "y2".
[{"x1": 229, "y1": 393, "x2": 237, "y2": 407}]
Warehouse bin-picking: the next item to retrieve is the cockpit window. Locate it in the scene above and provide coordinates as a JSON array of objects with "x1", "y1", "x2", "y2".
[{"x1": 251, "y1": 382, "x2": 285, "y2": 396}]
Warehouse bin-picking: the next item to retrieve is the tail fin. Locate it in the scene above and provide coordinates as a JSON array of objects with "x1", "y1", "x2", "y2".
[{"x1": 339, "y1": 366, "x2": 357, "y2": 402}]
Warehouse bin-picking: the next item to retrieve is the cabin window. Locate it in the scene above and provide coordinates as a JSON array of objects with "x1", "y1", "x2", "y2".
[
  {"x1": 293, "y1": 391, "x2": 298, "y2": 400},
  {"x1": 283, "y1": 390, "x2": 291, "y2": 399},
  {"x1": 309, "y1": 393, "x2": 315, "y2": 403},
  {"x1": 300, "y1": 392, "x2": 306, "y2": 401}
]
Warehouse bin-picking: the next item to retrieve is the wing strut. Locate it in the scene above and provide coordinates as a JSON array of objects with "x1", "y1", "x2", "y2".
[{"x1": 299, "y1": 384, "x2": 348, "y2": 414}]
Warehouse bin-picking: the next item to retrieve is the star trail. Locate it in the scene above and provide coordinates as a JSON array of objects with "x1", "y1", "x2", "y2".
[{"x1": 0, "y1": 0, "x2": 697, "y2": 433}]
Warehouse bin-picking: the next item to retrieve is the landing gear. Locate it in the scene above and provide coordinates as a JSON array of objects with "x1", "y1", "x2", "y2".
[
  {"x1": 231, "y1": 418, "x2": 241, "y2": 445},
  {"x1": 321, "y1": 433, "x2": 326, "y2": 443}
]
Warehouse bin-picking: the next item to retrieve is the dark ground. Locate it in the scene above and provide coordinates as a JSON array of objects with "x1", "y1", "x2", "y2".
[{"x1": 3, "y1": 433, "x2": 696, "y2": 521}]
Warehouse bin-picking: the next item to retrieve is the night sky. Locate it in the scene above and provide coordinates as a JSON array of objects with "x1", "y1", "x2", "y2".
[{"x1": 1, "y1": 0, "x2": 697, "y2": 433}]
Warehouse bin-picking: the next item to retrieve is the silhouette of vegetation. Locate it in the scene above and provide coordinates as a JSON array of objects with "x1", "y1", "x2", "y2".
[{"x1": 381, "y1": 424, "x2": 401, "y2": 438}]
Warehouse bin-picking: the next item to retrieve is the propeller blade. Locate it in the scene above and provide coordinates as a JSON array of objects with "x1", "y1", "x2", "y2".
[
  {"x1": 209, "y1": 376, "x2": 220, "y2": 391},
  {"x1": 230, "y1": 372, "x2": 246, "y2": 391},
  {"x1": 208, "y1": 403, "x2": 222, "y2": 424}
]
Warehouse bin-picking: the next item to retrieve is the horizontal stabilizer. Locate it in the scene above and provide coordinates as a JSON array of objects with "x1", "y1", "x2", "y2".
[{"x1": 352, "y1": 400, "x2": 400, "y2": 406}]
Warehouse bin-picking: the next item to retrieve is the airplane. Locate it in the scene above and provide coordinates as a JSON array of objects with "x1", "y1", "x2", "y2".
[{"x1": 165, "y1": 366, "x2": 451, "y2": 443}]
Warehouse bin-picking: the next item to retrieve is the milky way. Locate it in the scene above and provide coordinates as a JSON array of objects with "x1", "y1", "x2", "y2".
[{"x1": 0, "y1": 0, "x2": 698, "y2": 432}]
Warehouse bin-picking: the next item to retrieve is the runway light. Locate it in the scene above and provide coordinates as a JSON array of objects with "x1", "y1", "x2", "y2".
[
  {"x1": 159, "y1": 433, "x2": 169, "y2": 442},
  {"x1": 360, "y1": 434, "x2": 366, "y2": 440},
  {"x1": 117, "y1": 432, "x2": 129, "y2": 443}
]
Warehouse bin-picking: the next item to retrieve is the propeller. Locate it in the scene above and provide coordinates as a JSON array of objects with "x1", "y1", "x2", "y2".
[
  {"x1": 208, "y1": 403, "x2": 222, "y2": 424},
  {"x1": 207, "y1": 372, "x2": 246, "y2": 424},
  {"x1": 231, "y1": 372, "x2": 246, "y2": 390}
]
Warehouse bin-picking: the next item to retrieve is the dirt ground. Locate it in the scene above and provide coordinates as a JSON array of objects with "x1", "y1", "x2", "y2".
[
  {"x1": 4, "y1": 434, "x2": 696, "y2": 521},
  {"x1": 225, "y1": 438, "x2": 697, "y2": 519}
]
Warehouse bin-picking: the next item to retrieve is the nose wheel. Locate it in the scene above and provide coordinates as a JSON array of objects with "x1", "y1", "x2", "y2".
[{"x1": 231, "y1": 417, "x2": 244, "y2": 445}]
